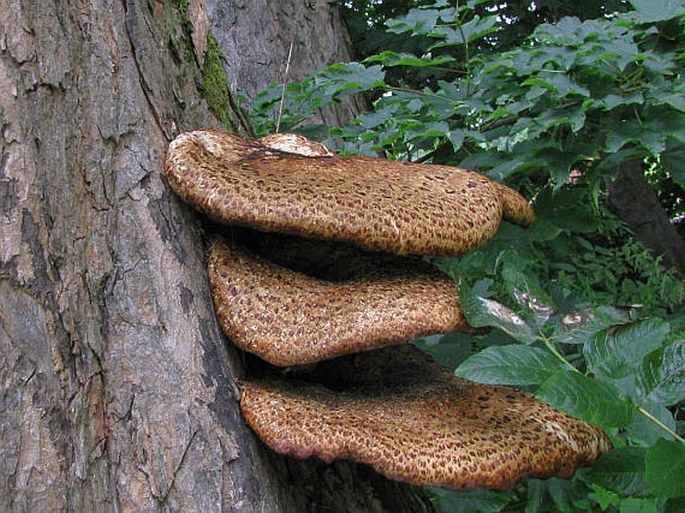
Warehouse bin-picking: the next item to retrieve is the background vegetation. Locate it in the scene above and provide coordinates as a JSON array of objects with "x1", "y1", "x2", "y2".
[{"x1": 249, "y1": 1, "x2": 685, "y2": 511}]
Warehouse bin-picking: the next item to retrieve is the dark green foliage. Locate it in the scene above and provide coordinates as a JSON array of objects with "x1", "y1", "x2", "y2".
[{"x1": 251, "y1": 1, "x2": 685, "y2": 511}]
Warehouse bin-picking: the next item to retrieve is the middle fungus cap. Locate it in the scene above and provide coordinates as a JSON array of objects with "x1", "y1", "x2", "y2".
[{"x1": 207, "y1": 233, "x2": 473, "y2": 367}]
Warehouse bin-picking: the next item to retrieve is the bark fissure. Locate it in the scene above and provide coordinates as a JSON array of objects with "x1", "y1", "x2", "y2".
[{"x1": 121, "y1": 0, "x2": 172, "y2": 143}]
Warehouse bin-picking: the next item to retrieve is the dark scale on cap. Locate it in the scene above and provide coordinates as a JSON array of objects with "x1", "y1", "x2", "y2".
[{"x1": 240, "y1": 345, "x2": 612, "y2": 491}]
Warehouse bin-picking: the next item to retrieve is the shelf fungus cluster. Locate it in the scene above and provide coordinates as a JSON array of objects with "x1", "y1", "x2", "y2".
[{"x1": 164, "y1": 130, "x2": 611, "y2": 491}]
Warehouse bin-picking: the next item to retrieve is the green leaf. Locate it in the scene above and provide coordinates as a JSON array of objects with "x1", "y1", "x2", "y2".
[
  {"x1": 459, "y1": 285, "x2": 538, "y2": 344},
  {"x1": 599, "y1": 92, "x2": 644, "y2": 110},
  {"x1": 661, "y1": 139, "x2": 685, "y2": 191},
  {"x1": 414, "y1": 333, "x2": 473, "y2": 370},
  {"x1": 319, "y1": 63, "x2": 385, "y2": 96},
  {"x1": 385, "y1": 7, "x2": 446, "y2": 35},
  {"x1": 428, "y1": 487, "x2": 514, "y2": 513},
  {"x1": 366, "y1": 51, "x2": 456, "y2": 68},
  {"x1": 447, "y1": 130, "x2": 464, "y2": 151},
  {"x1": 605, "y1": 120, "x2": 667, "y2": 155},
  {"x1": 625, "y1": 401, "x2": 677, "y2": 445},
  {"x1": 638, "y1": 339, "x2": 685, "y2": 406},
  {"x1": 455, "y1": 345, "x2": 564, "y2": 386},
  {"x1": 627, "y1": 0, "x2": 685, "y2": 23},
  {"x1": 536, "y1": 371, "x2": 634, "y2": 428},
  {"x1": 534, "y1": 188, "x2": 599, "y2": 233},
  {"x1": 591, "y1": 484, "x2": 621, "y2": 510},
  {"x1": 500, "y1": 266, "x2": 556, "y2": 324},
  {"x1": 555, "y1": 306, "x2": 632, "y2": 345},
  {"x1": 645, "y1": 438, "x2": 685, "y2": 498},
  {"x1": 405, "y1": 121, "x2": 449, "y2": 140},
  {"x1": 429, "y1": 15, "x2": 499, "y2": 48},
  {"x1": 584, "y1": 319, "x2": 670, "y2": 380},
  {"x1": 582, "y1": 447, "x2": 648, "y2": 496},
  {"x1": 617, "y1": 497, "x2": 659, "y2": 513}
]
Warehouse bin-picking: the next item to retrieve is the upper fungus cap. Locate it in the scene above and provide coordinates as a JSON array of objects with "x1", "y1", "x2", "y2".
[
  {"x1": 164, "y1": 130, "x2": 535, "y2": 256},
  {"x1": 239, "y1": 345, "x2": 612, "y2": 491},
  {"x1": 207, "y1": 233, "x2": 472, "y2": 366}
]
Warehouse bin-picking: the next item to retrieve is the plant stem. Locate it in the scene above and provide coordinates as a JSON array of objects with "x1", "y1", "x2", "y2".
[
  {"x1": 276, "y1": 39, "x2": 294, "y2": 133},
  {"x1": 637, "y1": 405, "x2": 685, "y2": 444},
  {"x1": 542, "y1": 336, "x2": 580, "y2": 372}
]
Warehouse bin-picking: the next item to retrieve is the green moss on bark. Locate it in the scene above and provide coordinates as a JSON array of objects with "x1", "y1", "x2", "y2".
[
  {"x1": 201, "y1": 34, "x2": 242, "y2": 131},
  {"x1": 201, "y1": 35, "x2": 230, "y2": 123}
]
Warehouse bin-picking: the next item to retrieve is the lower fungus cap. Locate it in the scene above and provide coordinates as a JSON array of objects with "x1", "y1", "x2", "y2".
[
  {"x1": 239, "y1": 345, "x2": 612, "y2": 491},
  {"x1": 207, "y1": 234, "x2": 472, "y2": 366},
  {"x1": 164, "y1": 130, "x2": 534, "y2": 256}
]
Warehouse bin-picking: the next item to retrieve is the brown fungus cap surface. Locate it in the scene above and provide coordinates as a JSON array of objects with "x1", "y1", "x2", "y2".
[
  {"x1": 164, "y1": 130, "x2": 534, "y2": 256},
  {"x1": 207, "y1": 234, "x2": 472, "y2": 366},
  {"x1": 240, "y1": 345, "x2": 612, "y2": 491}
]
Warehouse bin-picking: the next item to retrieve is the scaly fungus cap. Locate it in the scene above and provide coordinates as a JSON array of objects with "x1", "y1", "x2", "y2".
[
  {"x1": 207, "y1": 234, "x2": 472, "y2": 366},
  {"x1": 164, "y1": 130, "x2": 534, "y2": 256},
  {"x1": 239, "y1": 345, "x2": 612, "y2": 490}
]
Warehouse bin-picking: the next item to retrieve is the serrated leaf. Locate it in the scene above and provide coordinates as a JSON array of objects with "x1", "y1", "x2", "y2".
[
  {"x1": 638, "y1": 339, "x2": 685, "y2": 406},
  {"x1": 385, "y1": 8, "x2": 440, "y2": 35},
  {"x1": 584, "y1": 319, "x2": 670, "y2": 380},
  {"x1": 583, "y1": 447, "x2": 648, "y2": 496},
  {"x1": 429, "y1": 15, "x2": 499, "y2": 48},
  {"x1": 455, "y1": 345, "x2": 564, "y2": 385},
  {"x1": 536, "y1": 371, "x2": 634, "y2": 428},
  {"x1": 459, "y1": 285, "x2": 538, "y2": 344},
  {"x1": 645, "y1": 438, "x2": 685, "y2": 498}
]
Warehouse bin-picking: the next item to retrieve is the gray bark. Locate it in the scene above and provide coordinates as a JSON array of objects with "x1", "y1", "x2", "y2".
[
  {"x1": 205, "y1": 0, "x2": 366, "y2": 127},
  {"x1": 608, "y1": 159, "x2": 685, "y2": 275},
  {"x1": 0, "y1": 0, "x2": 434, "y2": 511}
]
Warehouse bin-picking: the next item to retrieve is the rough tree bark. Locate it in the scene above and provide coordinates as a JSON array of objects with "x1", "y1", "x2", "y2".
[
  {"x1": 0, "y1": 1, "x2": 435, "y2": 511},
  {"x1": 608, "y1": 159, "x2": 685, "y2": 275},
  {"x1": 205, "y1": 0, "x2": 366, "y2": 127}
]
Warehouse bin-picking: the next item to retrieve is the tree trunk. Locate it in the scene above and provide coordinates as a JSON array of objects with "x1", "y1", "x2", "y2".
[
  {"x1": 0, "y1": 1, "x2": 435, "y2": 511},
  {"x1": 607, "y1": 159, "x2": 685, "y2": 275},
  {"x1": 205, "y1": 0, "x2": 366, "y2": 127}
]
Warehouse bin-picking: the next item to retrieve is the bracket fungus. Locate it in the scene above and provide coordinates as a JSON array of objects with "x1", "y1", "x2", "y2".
[
  {"x1": 164, "y1": 130, "x2": 534, "y2": 256},
  {"x1": 163, "y1": 129, "x2": 611, "y2": 492},
  {"x1": 207, "y1": 233, "x2": 472, "y2": 366},
  {"x1": 239, "y1": 345, "x2": 612, "y2": 491}
]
